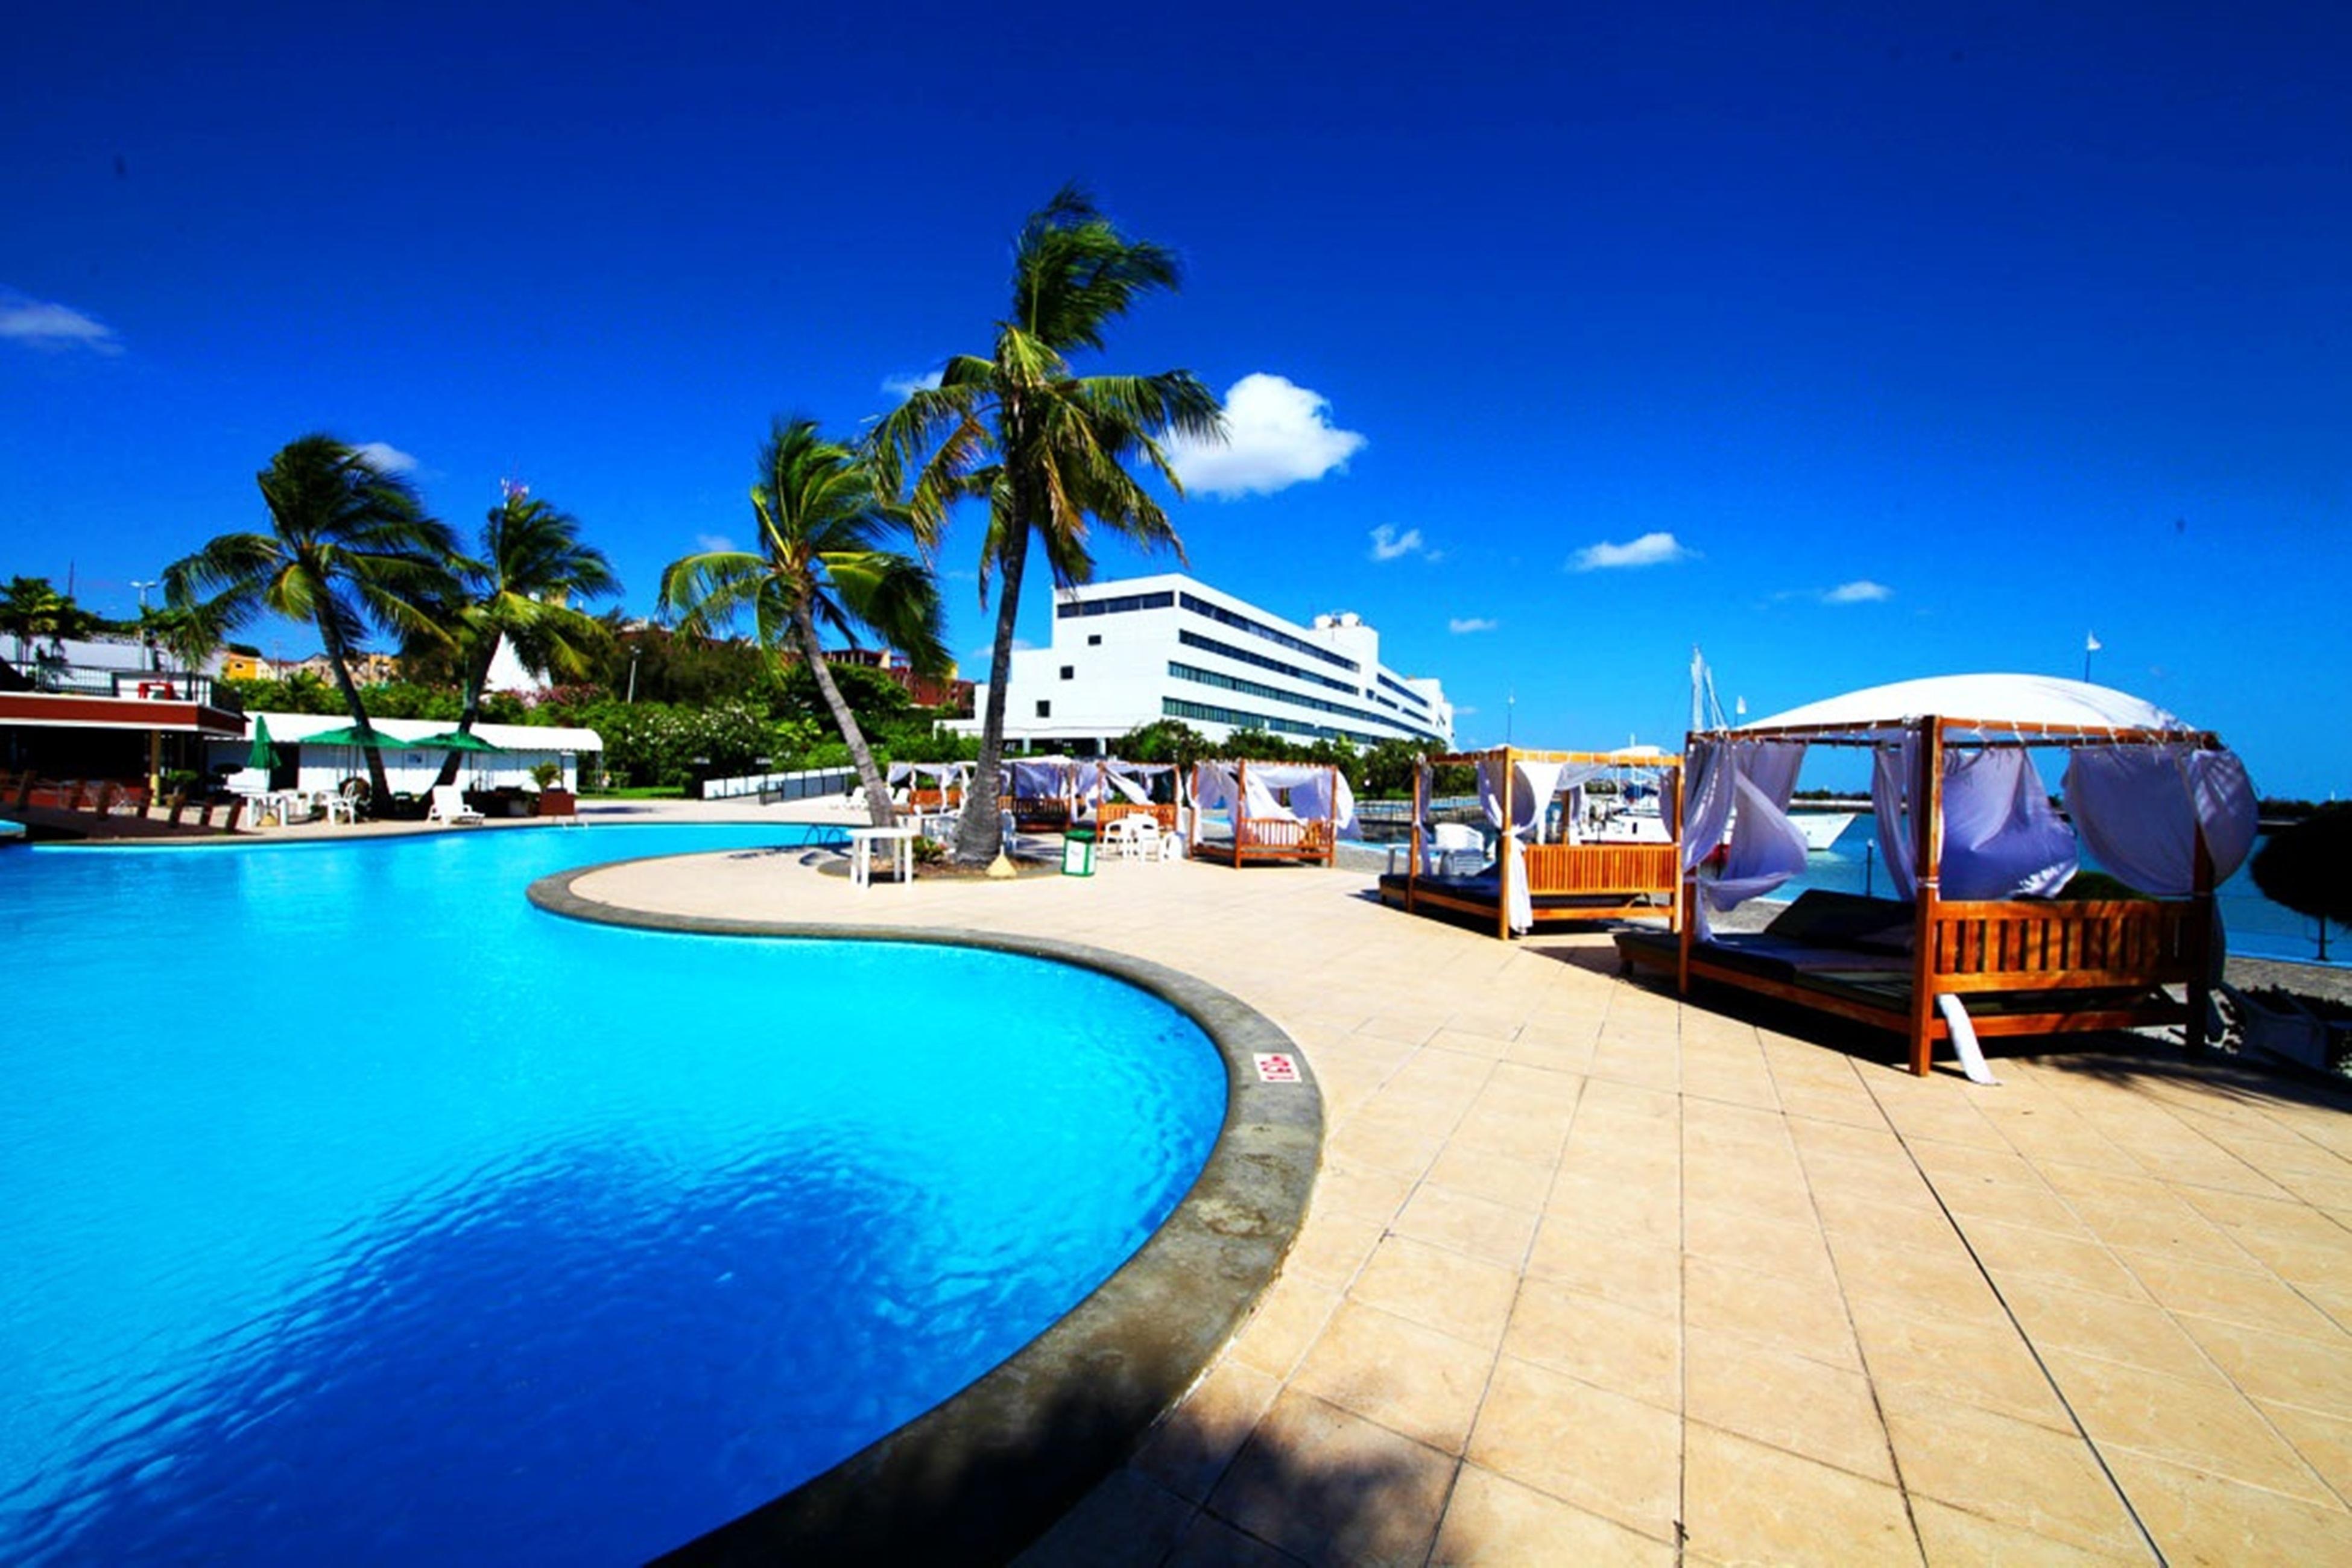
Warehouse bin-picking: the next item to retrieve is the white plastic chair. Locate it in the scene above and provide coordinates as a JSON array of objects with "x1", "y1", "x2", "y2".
[
  {"x1": 428, "y1": 785, "x2": 485, "y2": 826},
  {"x1": 1122, "y1": 818, "x2": 1162, "y2": 861},
  {"x1": 1430, "y1": 822, "x2": 1482, "y2": 874}
]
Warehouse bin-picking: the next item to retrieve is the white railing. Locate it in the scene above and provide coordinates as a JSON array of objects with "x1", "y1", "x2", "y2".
[{"x1": 700, "y1": 765, "x2": 858, "y2": 803}]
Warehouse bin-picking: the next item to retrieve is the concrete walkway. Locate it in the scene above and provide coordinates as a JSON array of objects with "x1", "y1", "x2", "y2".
[{"x1": 563, "y1": 835, "x2": 2352, "y2": 1566}]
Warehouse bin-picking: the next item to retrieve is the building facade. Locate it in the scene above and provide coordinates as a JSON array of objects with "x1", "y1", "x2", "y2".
[{"x1": 947, "y1": 574, "x2": 1453, "y2": 754}]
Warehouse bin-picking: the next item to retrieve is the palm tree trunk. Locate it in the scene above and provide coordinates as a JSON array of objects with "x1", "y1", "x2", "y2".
[
  {"x1": 954, "y1": 525, "x2": 1029, "y2": 865},
  {"x1": 795, "y1": 602, "x2": 896, "y2": 828},
  {"x1": 315, "y1": 616, "x2": 393, "y2": 801},
  {"x1": 435, "y1": 663, "x2": 488, "y2": 789}
]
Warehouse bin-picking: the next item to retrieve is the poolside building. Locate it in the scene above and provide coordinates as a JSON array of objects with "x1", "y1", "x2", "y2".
[
  {"x1": 946, "y1": 573, "x2": 1453, "y2": 754},
  {"x1": 204, "y1": 712, "x2": 603, "y2": 797}
]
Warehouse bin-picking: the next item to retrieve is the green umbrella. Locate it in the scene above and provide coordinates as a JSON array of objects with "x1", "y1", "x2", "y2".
[
  {"x1": 305, "y1": 724, "x2": 411, "y2": 748},
  {"x1": 409, "y1": 730, "x2": 506, "y2": 753},
  {"x1": 245, "y1": 713, "x2": 279, "y2": 771}
]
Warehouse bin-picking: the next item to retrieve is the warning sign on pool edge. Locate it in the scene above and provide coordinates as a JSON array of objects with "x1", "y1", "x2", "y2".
[{"x1": 1253, "y1": 1053, "x2": 1301, "y2": 1084}]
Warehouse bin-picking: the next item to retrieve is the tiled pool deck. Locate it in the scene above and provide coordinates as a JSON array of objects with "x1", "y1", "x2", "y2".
[{"x1": 566, "y1": 831, "x2": 2352, "y2": 1566}]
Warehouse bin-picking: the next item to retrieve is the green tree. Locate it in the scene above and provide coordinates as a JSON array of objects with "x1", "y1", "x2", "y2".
[
  {"x1": 0, "y1": 575, "x2": 98, "y2": 666},
  {"x1": 164, "y1": 435, "x2": 460, "y2": 801},
  {"x1": 2252, "y1": 802, "x2": 2352, "y2": 962},
  {"x1": 876, "y1": 186, "x2": 1222, "y2": 862},
  {"x1": 410, "y1": 485, "x2": 619, "y2": 785},
  {"x1": 660, "y1": 419, "x2": 947, "y2": 826}
]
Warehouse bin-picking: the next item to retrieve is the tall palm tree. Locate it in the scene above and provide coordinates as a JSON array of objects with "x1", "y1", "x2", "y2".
[
  {"x1": 874, "y1": 185, "x2": 1222, "y2": 864},
  {"x1": 417, "y1": 484, "x2": 619, "y2": 786},
  {"x1": 165, "y1": 435, "x2": 460, "y2": 801},
  {"x1": 660, "y1": 418, "x2": 947, "y2": 827}
]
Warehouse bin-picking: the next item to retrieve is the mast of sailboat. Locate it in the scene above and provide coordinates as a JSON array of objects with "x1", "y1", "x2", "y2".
[{"x1": 1689, "y1": 645, "x2": 1730, "y2": 732}]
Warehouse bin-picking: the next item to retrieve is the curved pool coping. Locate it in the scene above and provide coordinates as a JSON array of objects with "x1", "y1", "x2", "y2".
[{"x1": 526, "y1": 858, "x2": 1323, "y2": 1566}]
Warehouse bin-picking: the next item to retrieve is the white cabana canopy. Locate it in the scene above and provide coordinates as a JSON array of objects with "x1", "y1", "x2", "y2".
[
  {"x1": 1740, "y1": 674, "x2": 2190, "y2": 739},
  {"x1": 1683, "y1": 674, "x2": 2256, "y2": 928}
]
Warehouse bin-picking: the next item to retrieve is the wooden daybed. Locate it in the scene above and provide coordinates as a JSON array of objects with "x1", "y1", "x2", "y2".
[
  {"x1": 1188, "y1": 759, "x2": 1342, "y2": 867},
  {"x1": 1611, "y1": 677, "x2": 2248, "y2": 1077},
  {"x1": 1376, "y1": 747, "x2": 1683, "y2": 940}
]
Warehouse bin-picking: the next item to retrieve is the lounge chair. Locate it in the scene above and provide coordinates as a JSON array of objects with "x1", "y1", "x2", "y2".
[{"x1": 428, "y1": 785, "x2": 485, "y2": 826}]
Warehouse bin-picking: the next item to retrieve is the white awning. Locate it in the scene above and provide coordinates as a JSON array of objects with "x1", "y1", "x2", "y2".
[{"x1": 1740, "y1": 675, "x2": 2190, "y2": 737}]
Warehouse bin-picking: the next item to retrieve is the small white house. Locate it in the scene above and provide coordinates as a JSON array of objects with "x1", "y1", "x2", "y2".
[{"x1": 208, "y1": 712, "x2": 602, "y2": 797}]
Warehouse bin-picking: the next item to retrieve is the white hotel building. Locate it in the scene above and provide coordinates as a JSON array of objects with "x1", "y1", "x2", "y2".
[{"x1": 947, "y1": 574, "x2": 1454, "y2": 754}]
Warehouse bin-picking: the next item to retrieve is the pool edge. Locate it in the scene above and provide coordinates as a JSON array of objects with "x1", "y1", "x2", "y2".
[{"x1": 526, "y1": 859, "x2": 1323, "y2": 1566}]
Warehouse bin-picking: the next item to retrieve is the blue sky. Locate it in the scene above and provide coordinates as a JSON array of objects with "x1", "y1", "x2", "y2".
[{"x1": 5, "y1": 2, "x2": 2347, "y2": 795}]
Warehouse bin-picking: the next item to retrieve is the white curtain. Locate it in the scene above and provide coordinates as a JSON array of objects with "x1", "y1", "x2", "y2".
[
  {"x1": 1680, "y1": 741, "x2": 1735, "y2": 874},
  {"x1": 1476, "y1": 758, "x2": 1535, "y2": 933},
  {"x1": 1870, "y1": 736, "x2": 1920, "y2": 902},
  {"x1": 1240, "y1": 768, "x2": 1291, "y2": 821},
  {"x1": 1285, "y1": 770, "x2": 1357, "y2": 835},
  {"x1": 1937, "y1": 748, "x2": 2078, "y2": 899},
  {"x1": 2063, "y1": 745, "x2": 2259, "y2": 895},
  {"x1": 1709, "y1": 744, "x2": 1809, "y2": 912}
]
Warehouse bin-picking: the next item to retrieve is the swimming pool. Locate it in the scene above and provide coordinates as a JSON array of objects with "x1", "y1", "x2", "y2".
[{"x1": 0, "y1": 826, "x2": 1227, "y2": 1564}]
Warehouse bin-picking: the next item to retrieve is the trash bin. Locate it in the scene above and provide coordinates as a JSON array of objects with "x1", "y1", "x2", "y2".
[{"x1": 1061, "y1": 829, "x2": 1097, "y2": 877}]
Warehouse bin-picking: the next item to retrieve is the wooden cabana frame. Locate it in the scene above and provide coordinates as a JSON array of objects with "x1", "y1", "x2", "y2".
[
  {"x1": 1187, "y1": 759, "x2": 1341, "y2": 867},
  {"x1": 1614, "y1": 707, "x2": 2224, "y2": 1077},
  {"x1": 1376, "y1": 747, "x2": 1684, "y2": 940}
]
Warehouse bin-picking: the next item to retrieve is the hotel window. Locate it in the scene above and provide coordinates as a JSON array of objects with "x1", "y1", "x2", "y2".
[
  {"x1": 1035, "y1": 700, "x2": 1051, "y2": 717},
  {"x1": 1087, "y1": 634, "x2": 1101, "y2": 646},
  {"x1": 1060, "y1": 665, "x2": 1074, "y2": 679}
]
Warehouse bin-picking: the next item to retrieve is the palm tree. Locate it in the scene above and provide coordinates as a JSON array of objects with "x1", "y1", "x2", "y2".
[
  {"x1": 164, "y1": 435, "x2": 460, "y2": 801},
  {"x1": 659, "y1": 419, "x2": 947, "y2": 827},
  {"x1": 0, "y1": 575, "x2": 96, "y2": 668},
  {"x1": 874, "y1": 185, "x2": 1222, "y2": 864},
  {"x1": 416, "y1": 484, "x2": 619, "y2": 786}
]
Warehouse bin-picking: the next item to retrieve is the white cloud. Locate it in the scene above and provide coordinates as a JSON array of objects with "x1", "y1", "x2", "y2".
[
  {"x1": 353, "y1": 441, "x2": 419, "y2": 475},
  {"x1": 1453, "y1": 705, "x2": 1478, "y2": 718},
  {"x1": 0, "y1": 289, "x2": 122, "y2": 354},
  {"x1": 1169, "y1": 373, "x2": 1367, "y2": 498},
  {"x1": 1822, "y1": 580, "x2": 1892, "y2": 604},
  {"x1": 1569, "y1": 531, "x2": 1694, "y2": 571},
  {"x1": 881, "y1": 369, "x2": 943, "y2": 397},
  {"x1": 694, "y1": 533, "x2": 735, "y2": 553},
  {"x1": 1448, "y1": 616, "x2": 1499, "y2": 634},
  {"x1": 1368, "y1": 524, "x2": 1441, "y2": 563}
]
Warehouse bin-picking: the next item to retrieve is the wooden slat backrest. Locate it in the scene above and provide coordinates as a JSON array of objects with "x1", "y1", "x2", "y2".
[
  {"x1": 1524, "y1": 842, "x2": 1679, "y2": 896},
  {"x1": 1099, "y1": 801, "x2": 1177, "y2": 830},
  {"x1": 1929, "y1": 899, "x2": 2201, "y2": 991}
]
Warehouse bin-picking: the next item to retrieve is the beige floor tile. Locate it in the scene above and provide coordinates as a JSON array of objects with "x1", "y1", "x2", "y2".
[
  {"x1": 2040, "y1": 1346, "x2": 2333, "y2": 1505},
  {"x1": 1827, "y1": 1232, "x2": 2003, "y2": 1319},
  {"x1": 1683, "y1": 1423, "x2": 1921, "y2": 1566},
  {"x1": 1684, "y1": 1161, "x2": 1821, "y2": 1228},
  {"x1": 1502, "y1": 1279, "x2": 1680, "y2": 1412},
  {"x1": 1014, "y1": 1467, "x2": 1197, "y2": 1568},
  {"x1": 1347, "y1": 1234, "x2": 1520, "y2": 1350},
  {"x1": 2254, "y1": 1396, "x2": 2352, "y2": 1503},
  {"x1": 2173, "y1": 1309, "x2": 2352, "y2": 1417},
  {"x1": 2000, "y1": 1279, "x2": 2228, "y2": 1386},
  {"x1": 1307, "y1": 1160, "x2": 1415, "y2": 1226},
  {"x1": 1959, "y1": 1217, "x2": 2148, "y2": 1301},
  {"x1": 1291, "y1": 1300, "x2": 1497, "y2": 1456},
  {"x1": 1205, "y1": 1388, "x2": 1457, "y2": 1568},
  {"x1": 1523, "y1": 1214, "x2": 1681, "y2": 1317},
  {"x1": 2120, "y1": 1250, "x2": 2345, "y2": 1342},
  {"x1": 1845, "y1": 1297, "x2": 2075, "y2": 1432},
  {"x1": 1324, "y1": 1110, "x2": 1448, "y2": 1180},
  {"x1": 1684, "y1": 1326, "x2": 1895, "y2": 1482},
  {"x1": 1878, "y1": 1386, "x2": 2146, "y2": 1558},
  {"x1": 1908, "y1": 1496, "x2": 2154, "y2": 1566},
  {"x1": 1933, "y1": 1174, "x2": 2096, "y2": 1236},
  {"x1": 1467, "y1": 1355, "x2": 1681, "y2": 1542},
  {"x1": 1685, "y1": 1255, "x2": 1862, "y2": 1370},
  {"x1": 1282, "y1": 1207, "x2": 1388, "y2": 1289},
  {"x1": 1429, "y1": 1463, "x2": 1675, "y2": 1566},
  {"x1": 1133, "y1": 1355, "x2": 1285, "y2": 1503},
  {"x1": 1229, "y1": 1271, "x2": 1344, "y2": 1378},
  {"x1": 1810, "y1": 1183, "x2": 1962, "y2": 1251},
  {"x1": 1683, "y1": 1202, "x2": 1838, "y2": 1286},
  {"x1": 1162, "y1": 1513, "x2": 1303, "y2": 1568},
  {"x1": 1393, "y1": 1181, "x2": 1541, "y2": 1269},
  {"x1": 2105, "y1": 1448, "x2": 2352, "y2": 1568},
  {"x1": 1543, "y1": 1171, "x2": 1681, "y2": 1240},
  {"x1": 1423, "y1": 1145, "x2": 1556, "y2": 1213},
  {"x1": 1447, "y1": 1104, "x2": 1574, "y2": 1166}
]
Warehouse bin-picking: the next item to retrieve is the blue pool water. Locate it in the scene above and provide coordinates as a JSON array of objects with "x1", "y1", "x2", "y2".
[{"x1": 0, "y1": 826, "x2": 1225, "y2": 1564}]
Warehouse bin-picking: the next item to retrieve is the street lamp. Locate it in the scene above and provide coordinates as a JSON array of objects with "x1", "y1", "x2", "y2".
[{"x1": 130, "y1": 580, "x2": 158, "y2": 668}]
